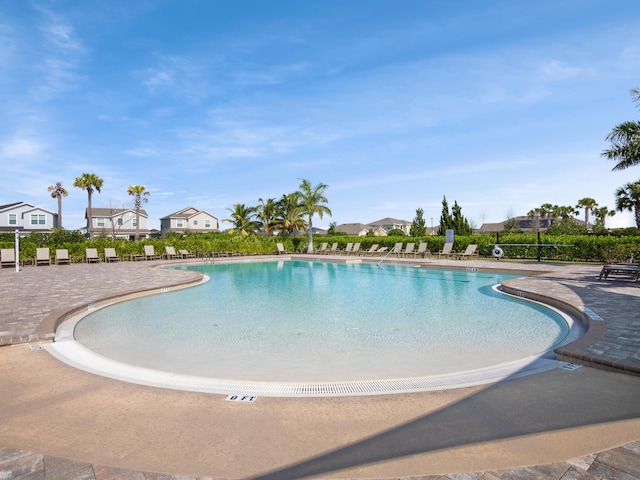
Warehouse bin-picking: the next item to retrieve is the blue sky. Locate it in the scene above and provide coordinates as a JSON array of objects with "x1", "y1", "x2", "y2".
[{"x1": 1, "y1": 0, "x2": 640, "y2": 231}]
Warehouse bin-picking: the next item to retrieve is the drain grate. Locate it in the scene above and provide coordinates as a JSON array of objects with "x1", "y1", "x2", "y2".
[{"x1": 28, "y1": 344, "x2": 44, "y2": 351}]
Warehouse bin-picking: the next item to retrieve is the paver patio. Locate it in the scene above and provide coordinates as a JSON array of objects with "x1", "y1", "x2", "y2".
[{"x1": 0, "y1": 256, "x2": 639, "y2": 479}]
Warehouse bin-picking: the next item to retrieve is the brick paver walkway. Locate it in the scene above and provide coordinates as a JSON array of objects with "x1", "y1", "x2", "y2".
[{"x1": 1, "y1": 256, "x2": 639, "y2": 479}]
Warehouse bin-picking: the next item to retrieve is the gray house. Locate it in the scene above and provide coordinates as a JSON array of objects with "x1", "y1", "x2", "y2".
[
  {"x1": 160, "y1": 207, "x2": 219, "y2": 235},
  {"x1": 0, "y1": 202, "x2": 58, "y2": 235},
  {"x1": 87, "y1": 207, "x2": 150, "y2": 239}
]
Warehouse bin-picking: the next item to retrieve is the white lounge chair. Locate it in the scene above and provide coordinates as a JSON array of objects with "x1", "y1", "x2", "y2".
[
  {"x1": 361, "y1": 244, "x2": 379, "y2": 256},
  {"x1": 437, "y1": 242, "x2": 454, "y2": 258},
  {"x1": 85, "y1": 248, "x2": 100, "y2": 263},
  {"x1": 402, "y1": 243, "x2": 415, "y2": 257},
  {"x1": 178, "y1": 249, "x2": 195, "y2": 259},
  {"x1": 104, "y1": 248, "x2": 121, "y2": 262},
  {"x1": 1, "y1": 248, "x2": 15, "y2": 268},
  {"x1": 36, "y1": 248, "x2": 51, "y2": 266},
  {"x1": 55, "y1": 249, "x2": 71, "y2": 265},
  {"x1": 456, "y1": 244, "x2": 479, "y2": 260},
  {"x1": 415, "y1": 242, "x2": 431, "y2": 258},
  {"x1": 144, "y1": 245, "x2": 161, "y2": 260},
  {"x1": 276, "y1": 243, "x2": 291, "y2": 255},
  {"x1": 165, "y1": 246, "x2": 180, "y2": 260}
]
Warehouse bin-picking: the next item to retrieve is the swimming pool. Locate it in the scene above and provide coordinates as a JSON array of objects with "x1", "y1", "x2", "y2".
[{"x1": 50, "y1": 260, "x2": 578, "y2": 395}]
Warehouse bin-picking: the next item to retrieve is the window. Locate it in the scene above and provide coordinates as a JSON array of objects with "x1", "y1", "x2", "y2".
[
  {"x1": 117, "y1": 218, "x2": 123, "y2": 226},
  {"x1": 177, "y1": 219, "x2": 183, "y2": 228},
  {"x1": 97, "y1": 217, "x2": 105, "y2": 227},
  {"x1": 193, "y1": 220, "x2": 198, "y2": 226},
  {"x1": 9, "y1": 214, "x2": 16, "y2": 225},
  {"x1": 205, "y1": 219, "x2": 211, "y2": 228},
  {"x1": 31, "y1": 214, "x2": 45, "y2": 225},
  {"x1": 132, "y1": 218, "x2": 137, "y2": 227}
]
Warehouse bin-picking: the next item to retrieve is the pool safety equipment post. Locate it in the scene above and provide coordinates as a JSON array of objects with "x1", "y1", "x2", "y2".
[{"x1": 14, "y1": 229, "x2": 19, "y2": 273}]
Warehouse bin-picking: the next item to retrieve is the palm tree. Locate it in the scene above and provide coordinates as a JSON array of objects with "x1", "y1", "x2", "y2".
[
  {"x1": 576, "y1": 197, "x2": 598, "y2": 228},
  {"x1": 602, "y1": 88, "x2": 640, "y2": 171},
  {"x1": 527, "y1": 208, "x2": 542, "y2": 233},
  {"x1": 223, "y1": 204, "x2": 259, "y2": 235},
  {"x1": 73, "y1": 173, "x2": 104, "y2": 238},
  {"x1": 615, "y1": 180, "x2": 640, "y2": 229},
  {"x1": 296, "y1": 179, "x2": 331, "y2": 253},
  {"x1": 256, "y1": 197, "x2": 278, "y2": 237},
  {"x1": 593, "y1": 205, "x2": 616, "y2": 231},
  {"x1": 274, "y1": 193, "x2": 306, "y2": 236},
  {"x1": 127, "y1": 185, "x2": 150, "y2": 241},
  {"x1": 47, "y1": 182, "x2": 68, "y2": 229}
]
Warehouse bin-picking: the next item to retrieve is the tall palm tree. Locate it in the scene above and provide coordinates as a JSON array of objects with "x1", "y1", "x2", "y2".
[
  {"x1": 296, "y1": 179, "x2": 331, "y2": 253},
  {"x1": 47, "y1": 182, "x2": 68, "y2": 229},
  {"x1": 73, "y1": 173, "x2": 104, "y2": 238},
  {"x1": 593, "y1": 205, "x2": 616, "y2": 230},
  {"x1": 275, "y1": 193, "x2": 306, "y2": 236},
  {"x1": 223, "y1": 204, "x2": 259, "y2": 235},
  {"x1": 576, "y1": 197, "x2": 598, "y2": 228},
  {"x1": 127, "y1": 185, "x2": 150, "y2": 241},
  {"x1": 602, "y1": 88, "x2": 640, "y2": 171},
  {"x1": 615, "y1": 180, "x2": 640, "y2": 229},
  {"x1": 256, "y1": 197, "x2": 278, "y2": 237}
]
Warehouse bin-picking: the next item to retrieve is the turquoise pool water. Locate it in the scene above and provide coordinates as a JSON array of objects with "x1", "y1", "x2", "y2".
[{"x1": 73, "y1": 260, "x2": 570, "y2": 382}]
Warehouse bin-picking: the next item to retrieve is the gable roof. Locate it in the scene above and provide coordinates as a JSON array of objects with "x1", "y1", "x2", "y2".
[
  {"x1": 0, "y1": 202, "x2": 56, "y2": 216},
  {"x1": 335, "y1": 223, "x2": 372, "y2": 235},
  {"x1": 368, "y1": 217, "x2": 411, "y2": 226},
  {"x1": 160, "y1": 206, "x2": 218, "y2": 220},
  {"x1": 0, "y1": 202, "x2": 22, "y2": 211},
  {"x1": 89, "y1": 208, "x2": 148, "y2": 218}
]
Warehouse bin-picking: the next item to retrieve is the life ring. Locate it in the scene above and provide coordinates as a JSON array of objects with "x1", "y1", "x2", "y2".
[{"x1": 492, "y1": 245, "x2": 504, "y2": 259}]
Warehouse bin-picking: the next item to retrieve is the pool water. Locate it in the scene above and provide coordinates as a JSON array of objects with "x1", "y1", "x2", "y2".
[{"x1": 73, "y1": 260, "x2": 570, "y2": 382}]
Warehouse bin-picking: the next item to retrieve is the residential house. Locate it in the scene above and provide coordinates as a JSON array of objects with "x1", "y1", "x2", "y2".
[
  {"x1": 87, "y1": 208, "x2": 150, "y2": 239},
  {"x1": 335, "y1": 223, "x2": 387, "y2": 236},
  {"x1": 0, "y1": 202, "x2": 58, "y2": 235},
  {"x1": 479, "y1": 216, "x2": 592, "y2": 234},
  {"x1": 368, "y1": 217, "x2": 412, "y2": 235},
  {"x1": 160, "y1": 207, "x2": 219, "y2": 235}
]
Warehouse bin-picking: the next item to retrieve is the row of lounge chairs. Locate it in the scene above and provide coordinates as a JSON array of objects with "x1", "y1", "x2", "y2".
[
  {"x1": 0, "y1": 245, "x2": 197, "y2": 267},
  {"x1": 599, "y1": 262, "x2": 640, "y2": 282},
  {"x1": 308, "y1": 242, "x2": 478, "y2": 259}
]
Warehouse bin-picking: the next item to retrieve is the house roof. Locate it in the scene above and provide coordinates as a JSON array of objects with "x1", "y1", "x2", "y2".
[
  {"x1": 160, "y1": 206, "x2": 218, "y2": 220},
  {"x1": 335, "y1": 223, "x2": 372, "y2": 235},
  {"x1": 89, "y1": 208, "x2": 148, "y2": 217},
  {"x1": 368, "y1": 217, "x2": 411, "y2": 226},
  {"x1": 0, "y1": 202, "x2": 22, "y2": 211},
  {"x1": 0, "y1": 201, "x2": 56, "y2": 216}
]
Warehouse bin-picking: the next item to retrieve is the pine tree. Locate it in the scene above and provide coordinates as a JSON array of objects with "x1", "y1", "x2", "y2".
[{"x1": 410, "y1": 208, "x2": 427, "y2": 236}]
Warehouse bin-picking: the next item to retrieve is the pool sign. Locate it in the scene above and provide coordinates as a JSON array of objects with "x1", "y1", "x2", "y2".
[{"x1": 225, "y1": 394, "x2": 257, "y2": 402}]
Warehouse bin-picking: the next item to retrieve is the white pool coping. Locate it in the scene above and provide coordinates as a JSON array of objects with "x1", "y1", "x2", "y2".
[{"x1": 46, "y1": 280, "x2": 581, "y2": 397}]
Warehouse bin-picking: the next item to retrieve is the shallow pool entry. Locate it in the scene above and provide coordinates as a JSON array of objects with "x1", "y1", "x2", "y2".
[{"x1": 70, "y1": 261, "x2": 571, "y2": 385}]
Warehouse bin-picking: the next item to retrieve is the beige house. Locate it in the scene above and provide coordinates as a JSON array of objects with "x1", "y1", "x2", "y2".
[
  {"x1": 87, "y1": 208, "x2": 150, "y2": 239},
  {"x1": 335, "y1": 223, "x2": 387, "y2": 236},
  {"x1": 0, "y1": 202, "x2": 58, "y2": 235},
  {"x1": 160, "y1": 207, "x2": 219, "y2": 235},
  {"x1": 368, "y1": 217, "x2": 412, "y2": 235}
]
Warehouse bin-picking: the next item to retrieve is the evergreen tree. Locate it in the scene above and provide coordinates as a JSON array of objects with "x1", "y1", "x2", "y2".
[
  {"x1": 410, "y1": 208, "x2": 427, "y2": 236},
  {"x1": 452, "y1": 200, "x2": 473, "y2": 235},
  {"x1": 438, "y1": 196, "x2": 454, "y2": 234}
]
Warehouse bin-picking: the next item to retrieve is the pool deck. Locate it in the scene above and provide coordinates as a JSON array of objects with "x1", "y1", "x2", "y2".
[{"x1": 1, "y1": 255, "x2": 639, "y2": 479}]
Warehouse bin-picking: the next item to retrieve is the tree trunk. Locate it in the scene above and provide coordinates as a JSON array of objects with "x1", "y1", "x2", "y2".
[
  {"x1": 87, "y1": 193, "x2": 92, "y2": 238},
  {"x1": 307, "y1": 216, "x2": 314, "y2": 253},
  {"x1": 135, "y1": 208, "x2": 140, "y2": 241},
  {"x1": 57, "y1": 195, "x2": 63, "y2": 229}
]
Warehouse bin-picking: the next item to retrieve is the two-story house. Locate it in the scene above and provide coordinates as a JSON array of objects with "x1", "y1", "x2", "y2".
[
  {"x1": 368, "y1": 217, "x2": 412, "y2": 235},
  {"x1": 0, "y1": 202, "x2": 58, "y2": 235},
  {"x1": 160, "y1": 207, "x2": 219, "y2": 235},
  {"x1": 87, "y1": 208, "x2": 150, "y2": 239}
]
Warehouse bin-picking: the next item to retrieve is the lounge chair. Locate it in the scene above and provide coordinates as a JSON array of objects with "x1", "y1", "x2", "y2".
[
  {"x1": 361, "y1": 244, "x2": 379, "y2": 256},
  {"x1": 326, "y1": 242, "x2": 338, "y2": 255},
  {"x1": 85, "y1": 248, "x2": 101, "y2": 263},
  {"x1": 276, "y1": 243, "x2": 291, "y2": 255},
  {"x1": 437, "y1": 242, "x2": 454, "y2": 258},
  {"x1": 144, "y1": 245, "x2": 161, "y2": 260},
  {"x1": 1, "y1": 248, "x2": 15, "y2": 268},
  {"x1": 415, "y1": 242, "x2": 431, "y2": 258},
  {"x1": 165, "y1": 246, "x2": 180, "y2": 260},
  {"x1": 372, "y1": 246, "x2": 388, "y2": 256},
  {"x1": 389, "y1": 242, "x2": 403, "y2": 257},
  {"x1": 178, "y1": 249, "x2": 195, "y2": 259},
  {"x1": 341, "y1": 242, "x2": 353, "y2": 255},
  {"x1": 350, "y1": 243, "x2": 361, "y2": 255},
  {"x1": 402, "y1": 242, "x2": 415, "y2": 257},
  {"x1": 55, "y1": 249, "x2": 71, "y2": 265},
  {"x1": 104, "y1": 248, "x2": 121, "y2": 262},
  {"x1": 36, "y1": 248, "x2": 51, "y2": 266},
  {"x1": 456, "y1": 244, "x2": 479, "y2": 260},
  {"x1": 599, "y1": 263, "x2": 640, "y2": 281},
  {"x1": 316, "y1": 242, "x2": 328, "y2": 254}
]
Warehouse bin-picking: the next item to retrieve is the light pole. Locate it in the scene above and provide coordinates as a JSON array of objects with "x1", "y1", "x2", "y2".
[{"x1": 430, "y1": 217, "x2": 433, "y2": 233}]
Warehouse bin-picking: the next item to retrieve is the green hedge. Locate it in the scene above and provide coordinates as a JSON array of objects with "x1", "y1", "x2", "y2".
[{"x1": 2, "y1": 231, "x2": 639, "y2": 263}]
